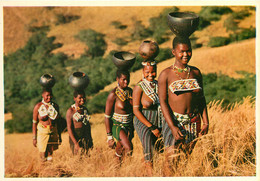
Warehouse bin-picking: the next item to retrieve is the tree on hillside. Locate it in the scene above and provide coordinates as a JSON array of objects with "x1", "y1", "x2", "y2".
[
  {"x1": 75, "y1": 29, "x2": 107, "y2": 58},
  {"x1": 4, "y1": 31, "x2": 69, "y2": 133}
]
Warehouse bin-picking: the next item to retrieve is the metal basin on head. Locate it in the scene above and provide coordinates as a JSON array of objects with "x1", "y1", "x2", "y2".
[
  {"x1": 112, "y1": 51, "x2": 136, "y2": 70},
  {"x1": 167, "y1": 12, "x2": 199, "y2": 37},
  {"x1": 69, "y1": 71, "x2": 89, "y2": 90},
  {"x1": 39, "y1": 74, "x2": 55, "y2": 88},
  {"x1": 139, "y1": 40, "x2": 159, "y2": 61}
]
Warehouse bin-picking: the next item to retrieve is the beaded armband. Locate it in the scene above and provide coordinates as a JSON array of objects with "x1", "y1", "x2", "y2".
[
  {"x1": 105, "y1": 114, "x2": 111, "y2": 118},
  {"x1": 32, "y1": 119, "x2": 38, "y2": 123}
]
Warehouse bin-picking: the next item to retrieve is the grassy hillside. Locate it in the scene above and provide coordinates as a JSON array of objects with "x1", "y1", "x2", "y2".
[{"x1": 4, "y1": 6, "x2": 255, "y2": 57}]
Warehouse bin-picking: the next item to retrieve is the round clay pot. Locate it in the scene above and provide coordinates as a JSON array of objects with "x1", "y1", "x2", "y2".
[
  {"x1": 139, "y1": 40, "x2": 159, "y2": 60},
  {"x1": 112, "y1": 51, "x2": 136, "y2": 70},
  {"x1": 69, "y1": 72, "x2": 89, "y2": 90},
  {"x1": 39, "y1": 74, "x2": 55, "y2": 88},
  {"x1": 167, "y1": 12, "x2": 199, "y2": 37}
]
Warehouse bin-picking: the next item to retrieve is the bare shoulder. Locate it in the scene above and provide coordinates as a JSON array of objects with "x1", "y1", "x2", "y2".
[
  {"x1": 34, "y1": 102, "x2": 42, "y2": 110},
  {"x1": 158, "y1": 66, "x2": 172, "y2": 81},
  {"x1": 133, "y1": 83, "x2": 143, "y2": 93},
  {"x1": 67, "y1": 106, "x2": 74, "y2": 113},
  {"x1": 107, "y1": 87, "x2": 117, "y2": 101},
  {"x1": 189, "y1": 65, "x2": 202, "y2": 76}
]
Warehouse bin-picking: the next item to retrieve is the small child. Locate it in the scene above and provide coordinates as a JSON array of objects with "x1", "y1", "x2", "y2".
[{"x1": 66, "y1": 90, "x2": 93, "y2": 155}]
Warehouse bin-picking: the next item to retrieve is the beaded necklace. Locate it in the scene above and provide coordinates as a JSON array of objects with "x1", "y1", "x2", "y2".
[
  {"x1": 174, "y1": 65, "x2": 189, "y2": 73},
  {"x1": 115, "y1": 85, "x2": 131, "y2": 102},
  {"x1": 173, "y1": 65, "x2": 190, "y2": 80}
]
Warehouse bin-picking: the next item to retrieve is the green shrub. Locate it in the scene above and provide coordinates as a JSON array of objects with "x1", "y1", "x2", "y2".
[
  {"x1": 224, "y1": 9, "x2": 251, "y2": 32},
  {"x1": 112, "y1": 38, "x2": 128, "y2": 46},
  {"x1": 203, "y1": 72, "x2": 255, "y2": 107},
  {"x1": 110, "y1": 21, "x2": 127, "y2": 30},
  {"x1": 229, "y1": 27, "x2": 256, "y2": 41},
  {"x1": 87, "y1": 91, "x2": 110, "y2": 114},
  {"x1": 55, "y1": 13, "x2": 80, "y2": 25},
  {"x1": 75, "y1": 29, "x2": 107, "y2": 58},
  {"x1": 208, "y1": 36, "x2": 231, "y2": 47},
  {"x1": 190, "y1": 35, "x2": 203, "y2": 49},
  {"x1": 156, "y1": 48, "x2": 173, "y2": 62},
  {"x1": 199, "y1": 6, "x2": 232, "y2": 22},
  {"x1": 147, "y1": 7, "x2": 179, "y2": 44},
  {"x1": 197, "y1": 16, "x2": 211, "y2": 30},
  {"x1": 27, "y1": 25, "x2": 50, "y2": 33},
  {"x1": 131, "y1": 20, "x2": 153, "y2": 41}
]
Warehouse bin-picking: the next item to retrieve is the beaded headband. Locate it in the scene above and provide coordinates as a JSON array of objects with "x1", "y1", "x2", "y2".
[{"x1": 141, "y1": 61, "x2": 156, "y2": 66}]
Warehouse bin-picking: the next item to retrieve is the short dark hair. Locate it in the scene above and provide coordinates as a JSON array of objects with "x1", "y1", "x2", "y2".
[
  {"x1": 42, "y1": 87, "x2": 52, "y2": 94},
  {"x1": 73, "y1": 90, "x2": 86, "y2": 98},
  {"x1": 116, "y1": 69, "x2": 130, "y2": 79},
  {"x1": 172, "y1": 36, "x2": 191, "y2": 49}
]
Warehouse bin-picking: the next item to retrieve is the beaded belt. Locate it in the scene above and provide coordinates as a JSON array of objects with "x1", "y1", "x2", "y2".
[
  {"x1": 112, "y1": 113, "x2": 132, "y2": 124},
  {"x1": 173, "y1": 112, "x2": 199, "y2": 143}
]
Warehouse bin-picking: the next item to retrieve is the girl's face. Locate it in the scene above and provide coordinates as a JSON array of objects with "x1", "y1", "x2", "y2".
[
  {"x1": 42, "y1": 91, "x2": 52, "y2": 103},
  {"x1": 117, "y1": 74, "x2": 129, "y2": 89},
  {"x1": 143, "y1": 65, "x2": 156, "y2": 82},
  {"x1": 74, "y1": 94, "x2": 86, "y2": 106},
  {"x1": 172, "y1": 43, "x2": 192, "y2": 66}
]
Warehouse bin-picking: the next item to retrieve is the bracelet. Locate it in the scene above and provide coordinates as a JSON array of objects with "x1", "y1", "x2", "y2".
[
  {"x1": 32, "y1": 119, "x2": 38, "y2": 123},
  {"x1": 32, "y1": 135, "x2": 37, "y2": 140},
  {"x1": 148, "y1": 125, "x2": 158, "y2": 131},
  {"x1": 104, "y1": 114, "x2": 111, "y2": 118},
  {"x1": 107, "y1": 135, "x2": 113, "y2": 142},
  {"x1": 203, "y1": 123, "x2": 209, "y2": 125},
  {"x1": 107, "y1": 132, "x2": 112, "y2": 136},
  {"x1": 133, "y1": 105, "x2": 140, "y2": 108}
]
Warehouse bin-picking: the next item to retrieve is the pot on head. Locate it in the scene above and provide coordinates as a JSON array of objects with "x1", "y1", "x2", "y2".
[
  {"x1": 139, "y1": 40, "x2": 159, "y2": 61},
  {"x1": 167, "y1": 12, "x2": 199, "y2": 37},
  {"x1": 39, "y1": 74, "x2": 55, "y2": 88},
  {"x1": 112, "y1": 51, "x2": 136, "y2": 70},
  {"x1": 69, "y1": 72, "x2": 89, "y2": 90}
]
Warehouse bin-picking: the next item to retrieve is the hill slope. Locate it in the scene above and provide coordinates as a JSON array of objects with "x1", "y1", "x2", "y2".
[{"x1": 101, "y1": 38, "x2": 255, "y2": 93}]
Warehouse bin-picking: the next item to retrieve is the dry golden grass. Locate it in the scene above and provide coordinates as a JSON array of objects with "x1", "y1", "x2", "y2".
[{"x1": 5, "y1": 97, "x2": 256, "y2": 177}]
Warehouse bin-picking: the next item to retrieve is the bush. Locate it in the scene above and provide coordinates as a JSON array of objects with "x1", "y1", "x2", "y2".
[
  {"x1": 208, "y1": 36, "x2": 231, "y2": 47},
  {"x1": 199, "y1": 6, "x2": 232, "y2": 22},
  {"x1": 224, "y1": 9, "x2": 251, "y2": 32},
  {"x1": 87, "y1": 91, "x2": 110, "y2": 114},
  {"x1": 110, "y1": 21, "x2": 127, "y2": 30},
  {"x1": 156, "y1": 48, "x2": 173, "y2": 62},
  {"x1": 197, "y1": 16, "x2": 211, "y2": 30},
  {"x1": 203, "y1": 72, "x2": 256, "y2": 107},
  {"x1": 190, "y1": 35, "x2": 203, "y2": 49},
  {"x1": 229, "y1": 27, "x2": 256, "y2": 41},
  {"x1": 147, "y1": 7, "x2": 179, "y2": 44},
  {"x1": 55, "y1": 13, "x2": 80, "y2": 25},
  {"x1": 131, "y1": 20, "x2": 153, "y2": 41},
  {"x1": 75, "y1": 29, "x2": 107, "y2": 58},
  {"x1": 112, "y1": 38, "x2": 128, "y2": 46}
]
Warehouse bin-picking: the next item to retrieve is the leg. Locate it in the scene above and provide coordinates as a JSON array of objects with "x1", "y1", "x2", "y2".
[
  {"x1": 134, "y1": 118, "x2": 154, "y2": 162},
  {"x1": 40, "y1": 152, "x2": 46, "y2": 162},
  {"x1": 46, "y1": 144, "x2": 54, "y2": 161},
  {"x1": 118, "y1": 129, "x2": 133, "y2": 156}
]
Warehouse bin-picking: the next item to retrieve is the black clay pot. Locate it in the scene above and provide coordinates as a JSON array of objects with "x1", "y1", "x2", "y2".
[
  {"x1": 139, "y1": 40, "x2": 159, "y2": 61},
  {"x1": 112, "y1": 51, "x2": 136, "y2": 70},
  {"x1": 167, "y1": 12, "x2": 199, "y2": 37},
  {"x1": 39, "y1": 74, "x2": 55, "y2": 88},
  {"x1": 69, "y1": 72, "x2": 89, "y2": 90}
]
